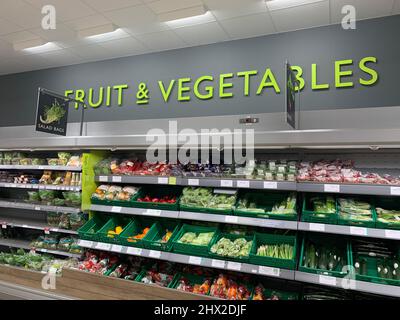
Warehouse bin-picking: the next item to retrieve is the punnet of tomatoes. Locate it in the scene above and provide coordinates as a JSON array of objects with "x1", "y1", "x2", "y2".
[{"x1": 136, "y1": 195, "x2": 177, "y2": 204}]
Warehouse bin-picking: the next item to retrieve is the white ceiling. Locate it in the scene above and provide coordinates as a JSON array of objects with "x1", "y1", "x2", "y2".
[{"x1": 0, "y1": 0, "x2": 398, "y2": 75}]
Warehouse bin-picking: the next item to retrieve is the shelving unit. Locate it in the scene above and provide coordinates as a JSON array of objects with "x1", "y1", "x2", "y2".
[
  {"x1": 0, "y1": 238, "x2": 81, "y2": 258},
  {"x1": 0, "y1": 217, "x2": 78, "y2": 235},
  {"x1": 77, "y1": 240, "x2": 294, "y2": 280}
]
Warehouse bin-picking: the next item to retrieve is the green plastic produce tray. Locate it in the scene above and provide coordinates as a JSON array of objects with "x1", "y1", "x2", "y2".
[
  {"x1": 234, "y1": 192, "x2": 297, "y2": 221},
  {"x1": 171, "y1": 273, "x2": 211, "y2": 295},
  {"x1": 301, "y1": 194, "x2": 338, "y2": 224},
  {"x1": 179, "y1": 203, "x2": 233, "y2": 215},
  {"x1": 91, "y1": 197, "x2": 135, "y2": 208},
  {"x1": 349, "y1": 242, "x2": 400, "y2": 286},
  {"x1": 374, "y1": 197, "x2": 400, "y2": 230},
  {"x1": 172, "y1": 224, "x2": 219, "y2": 257},
  {"x1": 130, "y1": 186, "x2": 181, "y2": 210},
  {"x1": 142, "y1": 220, "x2": 181, "y2": 252},
  {"x1": 135, "y1": 269, "x2": 178, "y2": 288},
  {"x1": 77, "y1": 216, "x2": 108, "y2": 241},
  {"x1": 298, "y1": 234, "x2": 351, "y2": 278},
  {"x1": 337, "y1": 197, "x2": 376, "y2": 228},
  {"x1": 119, "y1": 218, "x2": 156, "y2": 247},
  {"x1": 209, "y1": 232, "x2": 254, "y2": 262},
  {"x1": 249, "y1": 233, "x2": 297, "y2": 269},
  {"x1": 97, "y1": 216, "x2": 132, "y2": 244},
  {"x1": 251, "y1": 286, "x2": 299, "y2": 300}
]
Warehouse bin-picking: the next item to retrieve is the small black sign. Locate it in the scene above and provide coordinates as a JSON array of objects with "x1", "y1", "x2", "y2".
[
  {"x1": 286, "y1": 62, "x2": 297, "y2": 129},
  {"x1": 35, "y1": 90, "x2": 69, "y2": 136}
]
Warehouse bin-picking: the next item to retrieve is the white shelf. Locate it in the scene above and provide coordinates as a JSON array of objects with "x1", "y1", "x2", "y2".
[
  {"x1": 90, "y1": 204, "x2": 297, "y2": 230},
  {"x1": 95, "y1": 175, "x2": 296, "y2": 191},
  {"x1": 295, "y1": 271, "x2": 400, "y2": 298},
  {"x1": 0, "y1": 183, "x2": 81, "y2": 192},
  {"x1": 77, "y1": 240, "x2": 295, "y2": 280},
  {"x1": 0, "y1": 217, "x2": 77, "y2": 235},
  {"x1": 0, "y1": 200, "x2": 81, "y2": 214},
  {"x1": 298, "y1": 222, "x2": 400, "y2": 240},
  {"x1": 0, "y1": 238, "x2": 81, "y2": 259},
  {"x1": 0, "y1": 165, "x2": 81, "y2": 171}
]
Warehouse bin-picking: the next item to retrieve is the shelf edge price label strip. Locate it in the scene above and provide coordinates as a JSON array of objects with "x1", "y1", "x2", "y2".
[
  {"x1": 264, "y1": 181, "x2": 277, "y2": 189},
  {"x1": 385, "y1": 229, "x2": 400, "y2": 239},
  {"x1": 258, "y1": 266, "x2": 280, "y2": 277},
  {"x1": 220, "y1": 180, "x2": 233, "y2": 187},
  {"x1": 390, "y1": 187, "x2": 400, "y2": 196},
  {"x1": 188, "y1": 256, "x2": 202, "y2": 265},
  {"x1": 79, "y1": 240, "x2": 93, "y2": 248},
  {"x1": 145, "y1": 209, "x2": 161, "y2": 216},
  {"x1": 324, "y1": 184, "x2": 340, "y2": 193},
  {"x1": 111, "y1": 206, "x2": 122, "y2": 213},
  {"x1": 148, "y1": 250, "x2": 161, "y2": 259},
  {"x1": 319, "y1": 275, "x2": 337, "y2": 286},
  {"x1": 237, "y1": 180, "x2": 250, "y2": 188},
  {"x1": 309, "y1": 223, "x2": 326, "y2": 232},
  {"x1": 350, "y1": 226, "x2": 367, "y2": 236},
  {"x1": 226, "y1": 261, "x2": 242, "y2": 271},
  {"x1": 111, "y1": 245, "x2": 123, "y2": 253},
  {"x1": 211, "y1": 259, "x2": 226, "y2": 269},
  {"x1": 127, "y1": 247, "x2": 142, "y2": 256},
  {"x1": 225, "y1": 216, "x2": 238, "y2": 224},
  {"x1": 188, "y1": 179, "x2": 199, "y2": 186},
  {"x1": 95, "y1": 242, "x2": 111, "y2": 251}
]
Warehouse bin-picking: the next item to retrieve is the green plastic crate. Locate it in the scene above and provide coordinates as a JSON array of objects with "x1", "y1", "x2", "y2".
[
  {"x1": 374, "y1": 197, "x2": 400, "y2": 230},
  {"x1": 119, "y1": 218, "x2": 155, "y2": 247},
  {"x1": 234, "y1": 192, "x2": 297, "y2": 221},
  {"x1": 172, "y1": 224, "x2": 219, "y2": 257},
  {"x1": 96, "y1": 216, "x2": 132, "y2": 244},
  {"x1": 142, "y1": 220, "x2": 181, "y2": 251},
  {"x1": 171, "y1": 272, "x2": 212, "y2": 296},
  {"x1": 179, "y1": 203, "x2": 234, "y2": 215},
  {"x1": 209, "y1": 232, "x2": 254, "y2": 262},
  {"x1": 135, "y1": 269, "x2": 178, "y2": 288},
  {"x1": 298, "y1": 234, "x2": 351, "y2": 278},
  {"x1": 337, "y1": 197, "x2": 376, "y2": 228},
  {"x1": 91, "y1": 197, "x2": 135, "y2": 208},
  {"x1": 251, "y1": 286, "x2": 299, "y2": 300},
  {"x1": 349, "y1": 241, "x2": 400, "y2": 286},
  {"x1": 301, "y1": 194, "x2": 338, "y2": 224},
  {"x1": 130, "y1": 186, "x2": 181, "y2": 210},
  {"x1": 77, "y1": 216, "x2": 108, "y2": 241},
  {"x1": 249, "y1": 233, "x2": 297, "y2": 269}
]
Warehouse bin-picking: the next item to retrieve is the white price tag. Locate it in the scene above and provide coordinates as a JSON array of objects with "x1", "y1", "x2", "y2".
[
  {"x1": 127, "y1": 247, "x2": 142, "y2": 255},
  {"x1": 1, "y1": 224, "x2": 7, "y2": 229},
  {"x1": 188, "y1": 179, "x2": 199, "y2": 186},
  {"x1": 44, "y1": 228, "x2": 50, "y2": 235},
  {"x1": 309, "y1": 223, "x2": 326, "y2": 232},
  {"x1": 350, "y1": 226, "x2": 367, "y2": 236},
  {"x1": 188, "y1": 256, "x2": 202, "y2": 265},
  {"x1": 52, "y1": 228, "x2": 59, "y2": 232},
  {"x1": 38, "y1": 166, "x2": 45, "y2": 170},
  {"x1": 95, "y1": 242, "x2": 111, "y2": 251},
  {"x1": 34, "y1": 206, "x2": 41, "y2": 211},
  {"x1": 220, "y1": 180, "x2": 233, "y2": 187},
  {"x1": 390, "y1": 187, "x2": 400, "y2": 196},
  {"x1": 112, "y1": 176, "x2": 122, "y2": 183},
  {"x1": 264, "y1": 181, "x2": 278, "y2": 189},
  {"x1": 319, "y1": 275, "x2": 337, "y2": 286},
  {"x1": 385, "y1": 229, "x2": 400, "y2": 239},
  {"x1": 237, "y1": 180, "x2": 250, "y2": 188},
  {"x1": 99, "y1": 176, "x2": 108, "y2": 182},
  {"x1": 148, "y1": 250, "x2": 161, "y2": 258},
  {"x1": 112, "y1": 245, "x2": 123, "y2": 253},
  {"x1": 158, "y1": 177, "x2": 168, "y2": 184},
  {"x1": 258, "y1": 266, "x2": 280, "y2": 277},
  {"x1": 225, "y1": 216, "x2": 239, "y2": 224},
  {"x1": 40, "y1": 249, "x2": 48, "y2": 253},
  {"x1": 146, "y1": 209, "x2": 161, "y2": 216},
  {"x1": 39, "y1": 185, "x2": 45, "y2": 189},
  {"x1": 48, "y1": 267, "x2": 58, "y2": 274},
  {"x1": 79, "y1": 240, "x2": 93, "y2": 247},
  {"x1": 111, "y1": 206, "x2": 122, "y2": 213},
  {"x1": 11, "y1": 184, "x2": 17, "y2": 188},
  {"x1": 227, "y1": 261, "x2": 242, "y2": 271},
  {"x1": 211, "y1": 259, "x2": 226, "y2": 269},
  {"x1": 324, "y1": 184, "x2": 340, "y2": 193}
]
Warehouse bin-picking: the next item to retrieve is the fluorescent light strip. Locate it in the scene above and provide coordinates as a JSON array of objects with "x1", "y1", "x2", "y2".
[
  {"x1": 165, "y1": 11, "x2": 215, "y2": 28},
  {"x1": 23, "y1": 42, "x2": 62, "y2": 53},
  {"x1": 158, "y1": 5, "x2": 208, "y2": 23},
  {"x1": 77, "y1": 23, "x2": 117, "y2": 38}
]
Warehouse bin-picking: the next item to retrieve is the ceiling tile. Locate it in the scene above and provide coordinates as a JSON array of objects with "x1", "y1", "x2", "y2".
[
  {"x1": 267, "y1": 0, "x2": 324, "y2": 11},
  {"x1": 203, "y1": 0, "x2": 267, "y2": 20},
  {"x1": 67, "y1": 44, "x2": 114, "y2": 60},
  {"x1": 65, "y1": 14, "x2": 111, "y2": 31},
  {"x1": 38, "y1": 49, "x2": 83, "y2": 66},
  {"x1": 98, "y1": 37, "x2": 148, "y2": 56},
  {"x1": 82, "y1": 0, "x2": 142, "y2": 12},
  {"x1": 31, "y1": 23, "x2": 76, "y2": 43},
  {"x1": 330, "y1": 0, "x2": 395, "y2": 23},
  {"x1": 135, "y1": 30, "x2": 187, "y2": 51},
  {"x1": 0, "y1": 18, "x2": 24, "y2": 36},
  {"x1": 1, "y1": 31, "x2": 40, "y2": 44},
  {"x1": 0, "y1": 0, "x2": 44, "y2": 29},
  {"x1": 270, "y1": 0, "x2": 330, "y2": 32},
  {"x1": 103, "y1": 4, "x2": 170, "y2": 34},
  {"x1": 173, "y1": 21, "x2": 230, "y2": 45},
  {"x1": 25, "y1": 0, "x2": 97, "y2": 21},
  {"x1": 219, "y1": 12, "x2": 276, "y2": 39},
  {"x1": 146, "y1": 0, "x2": 203, "y2": 14}
]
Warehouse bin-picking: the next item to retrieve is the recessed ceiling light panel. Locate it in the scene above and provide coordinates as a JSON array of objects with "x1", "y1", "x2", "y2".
[
  {"x1": 266, "y1": 0, "x2": 324, "y2": 11},
  {"x1": 158, "y1": 5, "x2": 208, "y2": 23}
]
